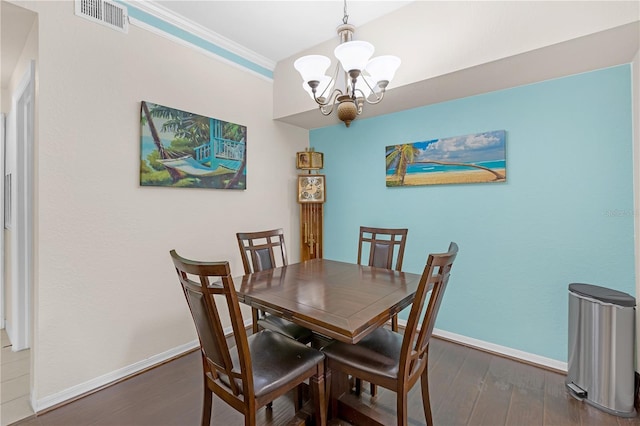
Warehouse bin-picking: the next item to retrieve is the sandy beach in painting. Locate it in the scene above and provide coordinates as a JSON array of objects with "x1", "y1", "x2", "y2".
[{"x1": 388, "y1": 168, "x2": 506, "y2": 186}]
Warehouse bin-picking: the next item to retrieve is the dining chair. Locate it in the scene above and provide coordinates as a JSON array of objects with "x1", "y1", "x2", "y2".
[
  {"x1": 323, "y1": 242, "x2": 458, "y2": 426},
  {"x1": 356, "y1": 226, "x2": 408, "y2": 396},
  {"x1": 236, "y1": 229, "x2": 313, "y2": 344},
  {"x1": 170, "y1": 250, "x2": 327, "y2": 426}
]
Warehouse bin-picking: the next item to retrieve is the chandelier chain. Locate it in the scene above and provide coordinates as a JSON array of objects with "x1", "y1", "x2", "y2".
[{"x1": 342, "y1": 0, "x2": 349, "y2": 24}]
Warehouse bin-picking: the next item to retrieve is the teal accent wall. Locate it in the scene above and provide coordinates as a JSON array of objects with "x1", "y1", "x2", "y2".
[{"x1": 310, "y1": 65, "x2": 635, "y2": 362}]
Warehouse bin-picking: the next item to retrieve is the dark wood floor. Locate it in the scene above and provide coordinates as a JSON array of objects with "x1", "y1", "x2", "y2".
[{"x1": 13, "y1": 338, "x2": 640, "y2": 426}]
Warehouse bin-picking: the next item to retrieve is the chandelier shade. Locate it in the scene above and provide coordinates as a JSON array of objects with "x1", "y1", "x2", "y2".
[
  {"x1": 294, "y1": 55, "x2": 331, "y2": 83},
  {"x1": 366, "y1": 55, "x2": 402, "y2": 86},
  {"x1": 294, "y1": 0, "x2": 400, "y2": 127},
  {"x1": 334, "y1": 41, "x2": 374, "y2": 73}
]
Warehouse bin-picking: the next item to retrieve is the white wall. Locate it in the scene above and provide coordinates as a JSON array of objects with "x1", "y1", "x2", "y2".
[{"x1": 12, "y1": 0, "x2": 308, "y2": 408}]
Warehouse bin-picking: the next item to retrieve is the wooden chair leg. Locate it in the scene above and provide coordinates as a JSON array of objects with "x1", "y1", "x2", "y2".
[
  {"x1": 397, "y1": 390, "x2": 408, "y2": 426},
  {"x1": 293, "y1": 384, "x2": 302, "y2": 410},
  {"x1": 251, "y1": 308, "x2": 260, "y2": 334},
  {"x1": 355, "y1": 377, "x2": 362, "y2": 396},
  {"x1": 421, "y1": 368, "x2": 433, "y2": 426},
  {"x1": 202, "y1": 386, "x2": 212, "y2": 426},
  {"x1": 244, "y1": 409, "x2": 257, "y2": 426},
  {"x1": 310, "y1": 366, "x2": 326, "y2": 426},
  {"x1": 331, "y1": 367, "x2": 348, "y2": 419},
  {"x1": 325, "y1": 367, "x2": 332, "y2": 419},
  {"x1": 370, "y1": 382, "x2": 377, "y2": 397}
]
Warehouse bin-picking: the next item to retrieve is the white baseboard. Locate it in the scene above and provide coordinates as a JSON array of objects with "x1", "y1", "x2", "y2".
[
  {"x1": 34, "y1": 339, "x2": 199, "y2": 413},
  {"x1": 33, "y1": 319, "x2": 568, "y2": 413},
  {"x1": 34, "y1": 319, "x2": 254, "y2": 413},
  {"x1": 432, "y1": 328, "x2": 568, "y2": 372}
]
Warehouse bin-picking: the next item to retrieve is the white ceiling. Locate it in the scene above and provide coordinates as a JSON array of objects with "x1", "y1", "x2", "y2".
[
  {"x1": 2, "y1": 0, "x2": 638, "y2": 130},
  {"x1": 1, "y1": 0, "x2": 410, "y2": 92},
  {"x1": 151, "y1": 1, "x2": 412, "y2": 64}
]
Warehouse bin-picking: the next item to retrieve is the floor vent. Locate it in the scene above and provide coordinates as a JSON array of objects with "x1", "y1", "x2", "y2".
[{"x1": 75, "y1": 0, "x2": 128, "y2": 33}]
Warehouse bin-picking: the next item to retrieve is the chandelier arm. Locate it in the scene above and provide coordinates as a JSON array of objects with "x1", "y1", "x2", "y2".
[
  {"x1": 316, "y1": 88, "x2": 346, "y2": 116},
  {"x1": 316, "y1": 63, "x2": 342, "y2": 100},
  {"x1": 313, "y1": 87, "x2": 343, "y2": 108},
  {"x1": 355, "y1": 89, "x2": 386, "y2": 105},
  {"x1": 320, "y1": 104, "x2": 335, "y2": 116}
]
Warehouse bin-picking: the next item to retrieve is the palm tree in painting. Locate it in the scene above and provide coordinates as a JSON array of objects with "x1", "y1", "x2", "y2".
[
  {"x1": 386, "y1": 142, "x2": 505, "y2": 185},
  {"x1": 141, "y1": 101, "x2": 182, "y2": 181},
  {"x1": 386, "y1": 144, "x2": 418, "y2": 185},
  {"x1": 162, "y1": 112, "x2": 210, "y2": 148}
]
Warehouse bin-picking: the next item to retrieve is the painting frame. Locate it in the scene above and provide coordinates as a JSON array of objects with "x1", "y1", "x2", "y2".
[
  {"x1": 386, "y1": 130, "x2": 506, "y2": 187},
  {"x1": 140, "y1": 101, "x2": 247, "y2": 190}
]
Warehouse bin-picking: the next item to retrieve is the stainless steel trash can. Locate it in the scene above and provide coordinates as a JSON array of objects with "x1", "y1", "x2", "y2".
[{"x1": 566, "y1": 283, "x2": 636, "y2": 417}]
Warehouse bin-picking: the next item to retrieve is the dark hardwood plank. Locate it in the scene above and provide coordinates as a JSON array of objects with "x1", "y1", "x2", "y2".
[
  {"x1": 12, "y1": 338, "x2": 639, "y2": 426},
  {"x1": 431, "y1": 341, "x2": 491, "y2": 425},
  {"x1": 543, "y1": 369, "x2": 582, "y2": 426},
  {"x1": 504, "y1": 360, "x2": 545, "y2": 426},
  {"x1": 467, "y1": 353, "x2": 515, "y2": 426}
]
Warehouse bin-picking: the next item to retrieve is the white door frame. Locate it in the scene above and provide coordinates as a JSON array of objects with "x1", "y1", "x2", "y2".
[
  {"x1": 11, "y1": 60, "x2": 35, "y2": 351},
  {"x1": 0, "y1": 112, "x2": 5, "y2": 328}
]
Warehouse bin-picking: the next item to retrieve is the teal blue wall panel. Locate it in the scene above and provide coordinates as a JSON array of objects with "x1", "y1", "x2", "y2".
[{"x1": 310, "y1": 65, "x2": 635, "y2": 362}]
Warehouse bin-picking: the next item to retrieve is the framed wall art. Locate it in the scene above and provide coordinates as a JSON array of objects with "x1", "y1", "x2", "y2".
[
  {"x1": 140, "y1": 101, "x2": 247, "y2": 189},
  {"x1": 386, "y1": 130, "x2": 506, "y2": 187}
]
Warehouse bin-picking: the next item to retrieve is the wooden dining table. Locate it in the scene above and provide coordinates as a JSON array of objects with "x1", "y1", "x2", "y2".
[
  {"x1": 236, "y1": 258, "x2": 424, "y2": 345},
  {"x1": 237, "y1": 258, "x2": 426, "y2": 424}
]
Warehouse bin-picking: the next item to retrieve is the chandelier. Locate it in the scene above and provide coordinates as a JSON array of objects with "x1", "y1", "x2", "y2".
[{"x1": 294, "y1": 1, "x2": 401, "y2": 127}]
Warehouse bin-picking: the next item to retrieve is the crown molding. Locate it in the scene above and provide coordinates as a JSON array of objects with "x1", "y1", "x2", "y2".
[{"x1": 120, "y1": 0, "x2": 275, "y2": 74}]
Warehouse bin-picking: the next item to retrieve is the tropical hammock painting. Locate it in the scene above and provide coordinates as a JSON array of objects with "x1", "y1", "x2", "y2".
[
  {"x1": 386, "y1": 130, "x2": 506, "y2": 187},
  {"x1": 140, "y1": 101, "x2": 246, "y2": 189}
]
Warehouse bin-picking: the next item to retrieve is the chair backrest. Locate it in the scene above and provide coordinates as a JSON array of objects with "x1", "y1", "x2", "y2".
[
  {"x1": 170, "y1": 250, "x2": 254, "y2": 399},
  {"x1": 357, "y1": 226, "x2": 408, "y2": 271},
  {"x1": 399, "y1": 242, "x2": 458, "y2": 383},
  {"x1": 236, "y1": 228, "x2": 288, "y2": 274}
]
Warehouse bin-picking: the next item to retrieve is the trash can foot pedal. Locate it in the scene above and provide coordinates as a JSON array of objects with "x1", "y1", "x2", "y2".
[{"x1": 567, "y1": 382, "x2": 587, "y2": 399}]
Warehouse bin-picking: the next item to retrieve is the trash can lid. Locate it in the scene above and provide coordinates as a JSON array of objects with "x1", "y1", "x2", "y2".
[{"x1": 569, "y1": 283, "x2": 636, "y2": 307}]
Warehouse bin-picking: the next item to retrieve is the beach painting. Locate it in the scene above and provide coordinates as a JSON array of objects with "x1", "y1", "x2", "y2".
[
  {"x1": 386, "y1": 130, "x2": 506, "y2": 187},
  {"x1": 140, "y1": 101, "x2": 246, "y2": 189}
]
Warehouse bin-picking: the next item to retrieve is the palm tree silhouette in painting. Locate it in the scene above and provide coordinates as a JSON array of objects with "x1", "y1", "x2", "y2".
[
  {"x1": 386, "y1": 142, "x2": 505, "y2": 186},
  {"x1": 386, "y1": 144, "x2": 419, "y2": 186},
  {"x1": 140, "y1": 101, "x2": 246, "y2": 189}
]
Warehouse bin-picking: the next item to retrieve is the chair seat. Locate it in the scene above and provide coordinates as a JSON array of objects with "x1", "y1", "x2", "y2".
[
  {"x1": 227, "y1": 330, "x2": 324, "y2": 398},
  {"x1": 322, "y1": 327, "x2": 403, "y2": 381},
  {"x1": 258, "y1": 314, "x2": 313, "y2": 343}
]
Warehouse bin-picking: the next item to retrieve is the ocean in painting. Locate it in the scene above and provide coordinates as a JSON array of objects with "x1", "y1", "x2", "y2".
[
  {"x1": 141, "y1": 135, "x2": 172, "y2": 166},
  {"x1": 388, "y1": 160, "x2": 506, "y2": 176},
  {"x1": 386, "y1": 130, "x2": 506, "y2": 186}
]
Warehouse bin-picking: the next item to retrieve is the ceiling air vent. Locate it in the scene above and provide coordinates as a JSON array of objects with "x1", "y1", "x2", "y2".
[{"x1": 75, "y1": 0, "x2": 129, "y2": 33}]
